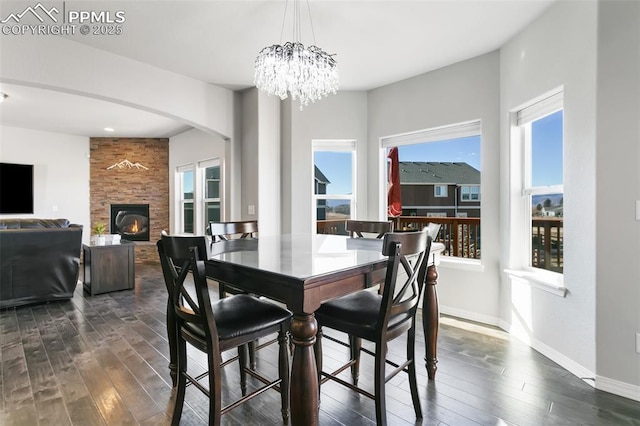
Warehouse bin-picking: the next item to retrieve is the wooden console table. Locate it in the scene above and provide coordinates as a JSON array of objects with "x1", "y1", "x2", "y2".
[{"x1": 82, "y1": 240, "x2": 135, "y2": 295}]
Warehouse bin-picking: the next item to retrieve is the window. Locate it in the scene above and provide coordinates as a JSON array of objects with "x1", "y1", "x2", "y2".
[
  {"x1": 177, "y1": 166, "x2": 194, "y2": 233},
  {"x1": 517, "y1": 91, "x2": 564, "y2": 274},
  {"x1": 201, "y1": 159, "x2": 221, "y2": 231},
  {"x1": 313, "y1": 140, "x2": 356, "y2": 234},
  {"x1": 176, "y1": 159, "x2": 223, "y2": 235},
  {"x1": 381, "y1": 120, "x2": 481, "y2": 260},
  {"x1": 434, "y1": 185, "x2": 448, "y2": 197},
  {"x1": 461, "y1": 185, "x2": 480, "y2": 201}
]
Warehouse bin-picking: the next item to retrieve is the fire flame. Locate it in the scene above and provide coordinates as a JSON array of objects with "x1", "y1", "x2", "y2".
[{"x1": 131, "y1": 220, "x2": 139, "y2": 233}]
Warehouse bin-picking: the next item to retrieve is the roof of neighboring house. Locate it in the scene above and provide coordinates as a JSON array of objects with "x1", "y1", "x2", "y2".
[
  {"x1": 314, "y1": 166, "x2": 331, "y2": 184},
  {"x1": 399, "y1": 162, "x2": 480, "y2": 185}
]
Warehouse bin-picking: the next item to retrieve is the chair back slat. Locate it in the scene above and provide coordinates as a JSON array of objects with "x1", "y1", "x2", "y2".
[
  {"x1": 379, "y1": 229, "x2": 432, "y2": 334},
  {"x1": 346, "y1": 220, "x2": 393, "y2": 239},
  {"x1": 210, "y1": 221, "x2": 258, "y2": 242},
  {"x1": 158, "y1": 235, "x2": 220, "y2": 347}
]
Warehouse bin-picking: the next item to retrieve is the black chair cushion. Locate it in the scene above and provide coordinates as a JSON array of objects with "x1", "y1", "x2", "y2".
[
  {"x1": 315, "y1": 290, "x2": 411, "y2": 342},
  {"x1": 184, "y1": 294, "x2": 291, "y2": 343}
]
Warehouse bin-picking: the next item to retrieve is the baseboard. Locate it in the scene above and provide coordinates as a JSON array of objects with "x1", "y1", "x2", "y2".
[
  {"x1": 596, "y1": 375, "x2": 640, "y2": 402},
  {"x1": 439, "y1": 304, "x2": 501, "y2": 327},
  {"x1": 439, "y1": 308, "x2": 640, "y2": 403},
  {"x1": 528, "y1": 337, "x2": 596, "y2": 386}
]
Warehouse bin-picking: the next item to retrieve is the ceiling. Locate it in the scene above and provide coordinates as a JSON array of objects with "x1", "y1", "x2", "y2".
[{"x1": 0, "y1": 0, "x2": 556, "y2": 138}]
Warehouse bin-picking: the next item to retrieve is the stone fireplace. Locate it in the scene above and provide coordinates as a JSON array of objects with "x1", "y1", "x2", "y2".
[
  {"x1": 110, "y1": 204, "x2": 150, "y2": 241},
  {"x1": 90, "y1": 137, "x2": 169, "y2": 263}
]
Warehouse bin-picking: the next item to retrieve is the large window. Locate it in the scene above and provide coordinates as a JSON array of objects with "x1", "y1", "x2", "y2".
[
  {"x1": 517, "y1": 92, "x2": 564, "y2": 273},
  {"x1": 381, "y1": 121, "x2": 482, "y2": 259},
  {"x1": 177, "y1": 166, "x2": 194, "y2": 233},
  {"x1": 313, "y1": 140, "x2": 356, "y2": 234}
]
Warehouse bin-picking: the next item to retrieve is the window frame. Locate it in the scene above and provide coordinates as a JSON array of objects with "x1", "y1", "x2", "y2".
[
  {"x1": 460, "y1": 185, "x2": 480, "y2": 202},
  {"x1": 199, "y1": 158, "x2": 222, "y2": 233},
  {"x1": 312, "y1": 140, "x2": 357, "y2": 230},
  {"x1": 176, "y1": 164, "x2": 194, "y2": 234},
  {"x1": 513, "y1": 89, "x2": 565, "y2": 280},
  {"x1": 434, "y1": 185, "x2": 448, "y2": 198}
]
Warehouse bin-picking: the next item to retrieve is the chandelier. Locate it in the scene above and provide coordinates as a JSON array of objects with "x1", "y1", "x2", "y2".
[{"x1": 254, "y1": 0, "x2": 339, "y2": 109}]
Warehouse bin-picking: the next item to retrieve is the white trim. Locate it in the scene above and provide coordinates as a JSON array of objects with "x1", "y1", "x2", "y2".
[
  {"x1": 438, "y1": 306, "x2": 500, "y2": 327},
  {"x1": 596, "y1": 375, "x2": 640, "y2": 402},
  {"x1": 504, "y1": 268, "x2": 567, "y2": 297},
  {"x1": 381, "y1": 119, "x2": 481, "y2": 148},
  {"x1": 312, "y1": 139, "x2": 356, "y2": 151},
  {"x1": 516, "y1": 89, "x2": 564, "y2": 125},
  {"x1": 529, "y1": 336, "x2": 595, "y2": 385},
  {"x1": 439, "y1": 256, "x2": 485, "y2": 272}
]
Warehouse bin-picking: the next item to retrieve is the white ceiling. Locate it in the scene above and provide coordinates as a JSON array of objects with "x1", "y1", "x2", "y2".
[{"x1": 0, "y1": 0, "x2": 556, "y2": 138}]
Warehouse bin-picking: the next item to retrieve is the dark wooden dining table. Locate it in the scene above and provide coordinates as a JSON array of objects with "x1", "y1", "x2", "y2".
[{"x1": 166, "y1": 234, "x2": 443, "y2": 426}]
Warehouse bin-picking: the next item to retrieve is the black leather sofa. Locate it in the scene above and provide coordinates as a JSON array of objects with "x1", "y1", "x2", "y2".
[{"x1": 0, "y1": 219, "x2": 83, "y2": 309}]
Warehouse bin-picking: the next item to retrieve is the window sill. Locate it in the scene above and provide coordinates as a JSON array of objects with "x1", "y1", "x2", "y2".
[
  {"x1": 504, "y1": 268, "x2": 567, "y2": 297},
  {"x1": 438, "y1": 256, "x2": 485, "y2": 272}
]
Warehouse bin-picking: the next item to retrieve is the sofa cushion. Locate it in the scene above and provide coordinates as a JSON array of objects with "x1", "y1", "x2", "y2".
[{"x1": 0, "y1": 218, "x2": 71, "y2": 229}]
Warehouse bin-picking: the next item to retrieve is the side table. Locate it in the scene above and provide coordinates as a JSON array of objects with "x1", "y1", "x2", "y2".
[{"x1": 83, "y1": 240, "x2": 135, "y2": 295}]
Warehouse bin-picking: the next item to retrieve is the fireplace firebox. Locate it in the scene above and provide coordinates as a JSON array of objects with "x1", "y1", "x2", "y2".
[{"x1": 110, "y1": 204, "x2": 150, "y2": 242}]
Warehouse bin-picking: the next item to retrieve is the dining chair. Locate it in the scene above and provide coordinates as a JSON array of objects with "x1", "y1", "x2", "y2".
[
  {"x1": 209, "y1": 220, "x2": 290, "y2": 367},
  {"x1": 209, "y1": 220, "x2": 258, "y2": 297},
  {"x1": 157, "y1": 234, "x2": 291, "y2": 425},
  {"x1": 313, "y1": 229, "x2": 432, "y2": 425},
  {"x1": 346, "y1": 219, "x2": 394, "y2": 239}
]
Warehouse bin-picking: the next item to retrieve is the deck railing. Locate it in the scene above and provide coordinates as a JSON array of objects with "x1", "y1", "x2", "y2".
[
  {"x1": 532, "y1": 217, "x2": 563, "y2": 273},
  {"x1": 391, "y1": 216, "x2": 481, "y2": 259},
  {"x1": 317, "y1": 216, "x2": 563, "y2": 272}
]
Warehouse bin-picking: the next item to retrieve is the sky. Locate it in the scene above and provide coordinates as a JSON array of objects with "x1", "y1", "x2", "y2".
[{"x1": 531, "y1": 110, "x2": 563, "y2": 187}]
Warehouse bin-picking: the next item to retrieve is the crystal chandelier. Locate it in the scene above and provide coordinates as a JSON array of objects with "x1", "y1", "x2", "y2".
[{"x1": 254, "y1": 0, "x2": 339, "y2": 109}]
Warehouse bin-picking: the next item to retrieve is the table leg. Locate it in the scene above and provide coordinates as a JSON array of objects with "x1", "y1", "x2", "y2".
[
  {"x1": 289, "y1": 312, "x2": 319, "y2": 426},
  {"x1": 167, "y1": 297, "x2": 178, "y2": 387},
  {"x1": 423, "y1": 263, "x2": 439, "y2": 379}
]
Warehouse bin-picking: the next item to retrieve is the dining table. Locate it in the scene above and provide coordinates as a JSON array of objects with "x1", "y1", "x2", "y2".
[{"x1": 166, "y1": 233, "x2": 444, "y2": 426}]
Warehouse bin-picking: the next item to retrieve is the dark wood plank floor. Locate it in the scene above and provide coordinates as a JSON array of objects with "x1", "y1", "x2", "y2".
[{"x1": 1, "y1": 262, "x2": 639, "y2": 425}]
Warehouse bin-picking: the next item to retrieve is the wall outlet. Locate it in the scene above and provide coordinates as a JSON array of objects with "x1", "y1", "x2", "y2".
[
  {"x1": 636, "y1": 201, "x2": 640, "y2": 221},
  {"x1": 248, "y1": 205, "x2": 255, "y2": 215},
  {"x1": 636, "y1": 333, "x2": 640, "y2": 353}
]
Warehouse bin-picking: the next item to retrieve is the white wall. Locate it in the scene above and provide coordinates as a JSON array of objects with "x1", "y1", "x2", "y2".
[
  {"x1": 169, "y1": 127, "x2": 227, "y2": 234},
  {"x1": 595, "y1": 0, "x2": 640, "y2": 398},
  {"x1": 282, "y1": 91, "x2": 368, "y2": 235},
  {"x1": 240, "y1": 88, "x2": 282, "y2": 236},
  {"x1": 367, "y1": 52, "x2": 502, "y2": 325},
  {"x1": 0, "y1": 126, "x2": 90, "y2": 243},
  {"x1": 500, "y1": 0, "x2": 598, "y2": 378}
]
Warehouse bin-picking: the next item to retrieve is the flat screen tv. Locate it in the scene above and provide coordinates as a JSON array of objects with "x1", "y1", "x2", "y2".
[{"x1": 0, "y1": 162, "x2": 34, "y2": 214}]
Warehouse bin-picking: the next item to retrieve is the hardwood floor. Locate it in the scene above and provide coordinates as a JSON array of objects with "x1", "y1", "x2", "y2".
[{"x1": 1, "y1": 262, "x2": 639, "y2": 425}]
